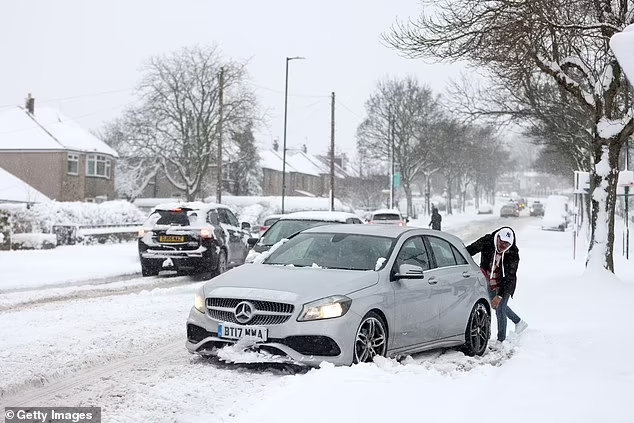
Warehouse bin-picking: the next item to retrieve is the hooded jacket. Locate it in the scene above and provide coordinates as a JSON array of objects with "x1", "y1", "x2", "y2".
[{"x1": 465, "y1": 227, "x2": 519, "y2": 298}]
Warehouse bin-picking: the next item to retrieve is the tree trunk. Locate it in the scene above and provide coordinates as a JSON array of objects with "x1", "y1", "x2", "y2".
[
  {"x1": 446, "y1": 177, "x2": 453, "y2": 215},
  {"x1": 403, "y1": 184, "x2": 414, "y2": 218},
  {"x1": 474, "y1": 184, "x2": 480, "y2": 209},
  {"x1": 587, "y1": 143, "x2": 620, "y2": 272}
]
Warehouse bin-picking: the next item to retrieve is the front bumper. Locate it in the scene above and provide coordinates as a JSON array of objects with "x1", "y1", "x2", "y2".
[{"x1": 185, "y1": 305, "x2": 360, "y2": 366}]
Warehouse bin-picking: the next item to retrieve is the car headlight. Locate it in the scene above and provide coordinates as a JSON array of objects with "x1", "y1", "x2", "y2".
[
  {"x1": 297, "y1": 295, "x2": 352, "y2": 321},
  {"x1": 194, "y1": 286, "x2": 206, "y2": 314}
]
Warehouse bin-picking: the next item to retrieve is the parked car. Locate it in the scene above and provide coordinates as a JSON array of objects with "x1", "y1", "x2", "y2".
[
  {"x1": 255, "y1": 214, "x2": 283, "y2": 238},
  {"x1": 500, "y1": 203, "x2": 520, "y2": 217},
  {"x1": 541, "y1": 195, "x2": 570, "y2": 231},
  {"x1": 244, "y1": 211, "x2": 364, "y2": 263},
  {"x1": 367, "y1": 209, "x2": 408, "y2": 226},
  {"x1": 529, "y1": 201, "x2": 545, "y2": 217},
  {"x1": 186, "y1": 225, "x2": 492, "y2": 366},
  {"x1": 478, "y1": 204, "x2": 493, "y2": 214},
  {"x1": 137, "y1": 202, "x2": 250, "y2": 277}
]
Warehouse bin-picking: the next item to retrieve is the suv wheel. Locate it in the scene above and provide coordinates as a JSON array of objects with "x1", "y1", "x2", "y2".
[{"x1": 211, "y1": 250, "x2": 227, "y2": 277}]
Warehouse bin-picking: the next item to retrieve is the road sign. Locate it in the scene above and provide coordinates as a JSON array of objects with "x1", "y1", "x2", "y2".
[{"x1": 393, "y1": 172, "x2": 401, "y2": 189}]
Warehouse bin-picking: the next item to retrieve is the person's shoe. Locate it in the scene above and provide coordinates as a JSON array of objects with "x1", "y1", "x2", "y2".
[
  {"x1": 515, "y1": 320, "x2": 528, "y2": 334},
  {"x1": 488, "y1": 340, "x2": 503, "y2": 351}
]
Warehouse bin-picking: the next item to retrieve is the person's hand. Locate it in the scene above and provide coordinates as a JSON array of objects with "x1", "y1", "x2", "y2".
[{"x1": 492, "y1": 295, "x2": 502, "y2": 309}]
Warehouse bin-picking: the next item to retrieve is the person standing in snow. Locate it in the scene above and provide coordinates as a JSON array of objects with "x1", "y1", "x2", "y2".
[
  {"x1": 466, "y1": 226, "x2": 528, "y2": 344},
  {"x1": 429, "y1": 207, "x2": 442, "y2": 230}
]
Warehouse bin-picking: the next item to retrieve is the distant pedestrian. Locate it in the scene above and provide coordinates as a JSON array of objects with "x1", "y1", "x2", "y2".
[
  {"x1": 429, "y1": 207, "x2": 442, "y2": 230},
  {"x1": 466, "y1": 226, "x2": 528, "y2": 346}
]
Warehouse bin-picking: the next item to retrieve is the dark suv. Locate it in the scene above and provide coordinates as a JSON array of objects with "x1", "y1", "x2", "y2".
[{"x1": 138, "y1": 202, "x2": 250, "y2": 277}]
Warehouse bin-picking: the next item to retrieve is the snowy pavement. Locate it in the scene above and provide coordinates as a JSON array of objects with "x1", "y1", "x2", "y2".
[{"x1": 3, "y1": 213, "x2": 632, "y2": 422}]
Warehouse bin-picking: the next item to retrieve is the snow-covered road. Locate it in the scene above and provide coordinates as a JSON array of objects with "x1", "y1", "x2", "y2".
[{"x1": 4, "y1": 214, "x2": 632, "y2": 423}]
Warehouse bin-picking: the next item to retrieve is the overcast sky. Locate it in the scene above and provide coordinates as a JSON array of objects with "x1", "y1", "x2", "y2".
[{"x1": 0, "y1": 0, "x2": 465, "y2": 159}]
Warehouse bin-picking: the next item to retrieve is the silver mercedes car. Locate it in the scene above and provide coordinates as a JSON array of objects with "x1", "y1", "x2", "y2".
[{"x1": 186, "y1": 225, "x2": 492, "y2": 366}]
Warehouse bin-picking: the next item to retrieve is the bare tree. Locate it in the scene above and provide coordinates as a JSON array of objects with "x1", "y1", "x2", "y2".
[
  {"x1": 356, "y1": 76, "x2": 443, "y2": 217},
  {"x1": 97, "y1": 118, "x2": 159, "y2": 201},
  {"x1": 386, "y1": 0, "x2": 634, "y2": 272},
  {"x1": 130, "y1": 45, "x2": 258, "y2": 201}
]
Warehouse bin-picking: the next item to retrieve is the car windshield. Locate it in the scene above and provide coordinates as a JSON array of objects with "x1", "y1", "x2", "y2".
[
  {"x1": 260, "y1": 219, "x2": 340, "y2": 246},
  {"x1": 372, "y1": 213, "x2": 400, "y2": 221},
  {"x1": 145, "y1": 209, "x2": 200, "y2": 227},
  {"x1": 263, "y1": 217, "x2": 280, "y2": 227},
  {"x1": 264, "y1": 232, "x2": 396, "y2": 270}
]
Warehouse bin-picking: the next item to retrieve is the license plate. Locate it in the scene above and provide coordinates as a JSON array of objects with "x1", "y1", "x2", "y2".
[
  {"x1": 218, "y1": 323, "x2": 268, "y2": 342},
  {"x1": 159, "y1": 235, "x2": 185, "y2": 242}
]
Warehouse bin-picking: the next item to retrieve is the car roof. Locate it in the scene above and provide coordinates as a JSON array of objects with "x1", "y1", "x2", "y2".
[
  {"x1": 152, "y1": 201, "x2": 231, "y2": 212},
  {"x1": 301, "y1": 224, "x2": 466, "y2": 244},
  {"x1": 278, "y1": 211, "x2": 360, "y2": 222}
]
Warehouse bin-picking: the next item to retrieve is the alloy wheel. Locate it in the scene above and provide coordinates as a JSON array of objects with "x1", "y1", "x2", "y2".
[
  {"x1": 468, "y1": 304, "x2": 490, "y2": 355},
  {"x1": 354, "y1": 315, "x2": 387, "y2": 363}
]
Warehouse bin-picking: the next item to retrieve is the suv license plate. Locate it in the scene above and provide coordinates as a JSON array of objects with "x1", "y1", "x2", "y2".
[
  {"x1": 218, "y1": 324, "x2": 268, "y2": 342},
  {"x1": 159, "y1": 235, "x2": 185, "y2": 242}
]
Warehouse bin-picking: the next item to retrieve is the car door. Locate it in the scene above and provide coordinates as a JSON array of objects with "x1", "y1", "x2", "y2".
[
  {"x1": 425, "y1": 235, "x2": 473, "y2": 339},
  {"x1": 390, "y1": 236, "x2": 441, "y2": 350},
  {"x1": 217, "y1": 208, "x2": 244, "y2": 264}
]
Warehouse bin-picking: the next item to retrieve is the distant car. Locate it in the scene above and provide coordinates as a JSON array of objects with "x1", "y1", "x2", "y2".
[
  {"x1": 137, "y1": 202, "x2": 250, "y2": 277},
  {"x1": 255, "y1": 214, "x2": 283, "y2": 238},
  {"x1": 244, "y1": 211, "x2": 364, "y2": 263},
  {"x1": 478, "y1": 204, "x2": 493, "y2": 214},
  {"x1": 500, "y1": 204, "x2": 520, "y2": 217},
  {"x1": 368, "y1": 209, "x2": 408, "y2": 226},
  {"x1": 186, "y1": 225, "x2": 492, "y2": 366},
  {"x1": 529, "y1": 202, "x2": 545, "y2": 217}
]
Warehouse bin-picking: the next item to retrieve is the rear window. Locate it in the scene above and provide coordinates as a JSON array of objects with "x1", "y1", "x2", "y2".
[
  {"x1": 260, "y1": 219, "x2": 340, "y2": 246},
  {"x1": 146, "y1": 209, "x2": 200, "y2": 227},
  {"x1": 372, "y1": 213, "x2": 401, "y2": 221},
  {"x1": 263, "y1": 217, "x2": 280, "y2": 227}
]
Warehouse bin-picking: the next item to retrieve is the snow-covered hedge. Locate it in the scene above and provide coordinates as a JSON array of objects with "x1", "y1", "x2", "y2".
[
  {"x1": 0, "y1": 209, "x2": 10, "y2": 250},
  {"x1": 3, "y1": 200, "x2": 146, "y2": 234}
]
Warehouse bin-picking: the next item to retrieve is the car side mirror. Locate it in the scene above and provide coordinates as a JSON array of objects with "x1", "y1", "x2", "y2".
[
  {"x1": 247, "y1": 237, "x2": 259, "y2": 248},
  {"x1": 394, "y1": 264, "x2": 425, "y2": 279},
  {"x1": 241, "y1": 222, "x2": 251, "y2": 231}
]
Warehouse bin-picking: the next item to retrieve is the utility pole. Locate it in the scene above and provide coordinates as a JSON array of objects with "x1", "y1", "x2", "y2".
[
  {"x1": 389, "y1": 116, "x2": 394, "y2": 209},
  {"x1": 216, "y1": 67, "x2": 225, "y2": 204},
  {"x1": 330, "y1": 92, "x2": 335, "y2": 211}
]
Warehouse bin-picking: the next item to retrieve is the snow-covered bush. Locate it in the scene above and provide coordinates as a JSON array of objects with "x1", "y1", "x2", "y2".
[
  {"x1": 7, "y1": 200, "x2": 146, "y2": 234},
  {"x1": 11, "y1": 233, "x2": 56, "y2": 250},
  {"x1": 0, "y1": 209, "x2": 10, "y2": 250}
]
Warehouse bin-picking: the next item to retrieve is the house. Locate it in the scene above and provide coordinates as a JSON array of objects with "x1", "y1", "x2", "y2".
[{"x1": 0, "y1": 96, "x2": 118, "y2": 202}]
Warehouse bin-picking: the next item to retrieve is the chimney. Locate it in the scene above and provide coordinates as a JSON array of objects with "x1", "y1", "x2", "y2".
[
  {"x1": 25, "y1": 93, "x2": 35, "y2": 114},
  {"x1": 273, "y1": 138, "x2": 279, "y2": 152},
  {"x1": 301, "y1": 143, "x2": 307, "y2": 153}
]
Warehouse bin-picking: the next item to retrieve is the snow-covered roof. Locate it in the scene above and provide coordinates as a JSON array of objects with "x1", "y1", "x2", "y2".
[
  {"x1": 0, "y1": 106, "x2": 118, "y2": 157},
  {"x1": 260, "y1": 150, "x2": 296, "y2": 173},
  {"x1": 372, "y1": 208, "x2": 403, "y2": 216},
  {"x1": 279, "y1": 211, "x2": 360, "y2": 222},
  {"x1": 0, "y1": 166, "x2": 50, "y2": 203}
]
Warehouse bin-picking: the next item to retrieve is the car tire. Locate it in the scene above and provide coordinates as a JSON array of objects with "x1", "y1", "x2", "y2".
[
  {"x1": 462, "y1": 302, "x2": 490, "y2": 356},
  {"x1": 211, "y1": 250, "x2": 227, "y2": 277},
  {"x1": 353, "y1": 311, "x2": 388, "y2": 364},
  {"x1": 141, "y1": 259, "x2": 160, "y2": 277}
]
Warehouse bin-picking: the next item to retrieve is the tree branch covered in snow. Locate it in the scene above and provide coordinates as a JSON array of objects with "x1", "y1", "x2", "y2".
[{"x1": 386, "y1": 0, "x2": 634, "y2": 271}]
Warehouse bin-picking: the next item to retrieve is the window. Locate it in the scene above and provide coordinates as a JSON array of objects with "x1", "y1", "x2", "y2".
[
  {"x1": 217, "y1": 208, "x2": 239, "y2": 227},
  {"x1": 395, "y1": 236, "x2": 430, "y2": 271},
  {"x1": 86, "y1": 154, "x2": 111, "y2": 178},
  {"x1": 451, "y1": 245, "x2": 468, "y2": 265},
  {"x1": 207, "y1": 210, "x2": 219, "y2": 225},
  {"x1": 67, "y1": 154, "x2": 79, "y2": 175},
  {"x1": 427, "y1": 236, "x2": 458, "y2": 268}
]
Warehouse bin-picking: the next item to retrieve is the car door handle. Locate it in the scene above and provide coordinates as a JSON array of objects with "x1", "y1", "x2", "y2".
[
  {"x1": 428, "y1": 277, "x2": 438, "y2": 285},
  {"x1": 462, "y1": 271, "x2": 471, "y2": 278}
]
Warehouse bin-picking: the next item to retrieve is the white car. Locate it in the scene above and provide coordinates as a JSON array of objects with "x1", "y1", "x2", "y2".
[
  {"x1": 478, "y1": 204, "x2": 493, "y2": 214},
  {"x1": 367, "y1": 209, "x2": 408, "y2": 226}
]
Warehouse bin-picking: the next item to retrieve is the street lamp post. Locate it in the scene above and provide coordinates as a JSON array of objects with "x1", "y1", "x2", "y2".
[{"x1": 281, "y1": 56, "x2": 306, "y2": 214}]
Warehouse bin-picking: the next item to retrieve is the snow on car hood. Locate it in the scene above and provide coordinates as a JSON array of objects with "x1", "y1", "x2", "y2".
[{"x1": 203, "y1": 263, "x2": 380, "y2": 302}]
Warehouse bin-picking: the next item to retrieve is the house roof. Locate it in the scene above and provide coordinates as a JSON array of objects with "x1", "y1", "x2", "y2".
[
  {"x1": 259, "y1": 149, "x2": 350, "y2": 178},
  {"x1": 260, "y1": 149, "x2": 297, "y2": 173},
  {"x1": 0, "y1": 106, "x2": 118, "y2": 157},
  {"x1": 0, "y1": 166, "x2": 50, "y2": 203}
]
